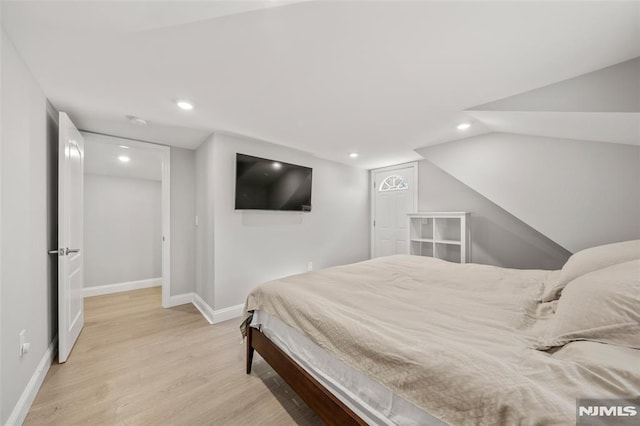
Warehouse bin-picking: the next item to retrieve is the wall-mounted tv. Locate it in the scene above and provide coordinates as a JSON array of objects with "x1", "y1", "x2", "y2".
[{"x1": 235, "y1": 153, "x2": 312, "y2": 211}]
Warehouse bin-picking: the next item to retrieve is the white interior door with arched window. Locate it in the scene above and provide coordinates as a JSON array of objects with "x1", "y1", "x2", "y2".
[{"x1": 371, "y1": 162, "x2": 418, "y2": 258}]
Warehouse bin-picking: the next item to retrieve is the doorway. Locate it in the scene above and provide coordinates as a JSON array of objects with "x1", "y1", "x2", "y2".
[
  {"x1": 370, "y1": 162, "x2": 418, "y2": 258},
  {"x1": 82, "y1": 132, "x2": 171, "y2": 307}
]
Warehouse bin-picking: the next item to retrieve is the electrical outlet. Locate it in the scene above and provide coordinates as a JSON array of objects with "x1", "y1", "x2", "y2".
[
  {"x1": 307, "y1": 261, "x2": 313, "y2": 271},
  {"x1": 19, "y1": 330, "x2": 30, "y2": 356}
]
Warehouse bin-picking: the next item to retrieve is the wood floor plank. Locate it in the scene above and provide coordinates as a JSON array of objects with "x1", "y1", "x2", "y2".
[{"x1": 25, "y1": 287, "x2": 323, "y2": 425}]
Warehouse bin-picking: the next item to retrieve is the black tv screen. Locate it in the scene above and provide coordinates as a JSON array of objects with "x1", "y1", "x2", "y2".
[{"x1": 235, "y1": 153, "x2": 312, "y2": 211}]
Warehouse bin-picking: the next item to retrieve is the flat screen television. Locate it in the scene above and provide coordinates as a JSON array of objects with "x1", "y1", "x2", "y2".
[{"x1": 235, "y1": 153, "x2": 312, "y2": 211}]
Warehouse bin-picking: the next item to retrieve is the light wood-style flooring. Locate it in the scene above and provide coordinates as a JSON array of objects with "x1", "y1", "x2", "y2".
[{"x1": 25, "y1": 287, "x2": 322, "y2": 425}]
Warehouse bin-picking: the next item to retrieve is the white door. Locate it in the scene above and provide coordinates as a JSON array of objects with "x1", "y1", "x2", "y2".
[
  {"x1": 57, "y1": 113, "x2": 84, "y2": 363},
  {"x1": 372, "y1": 163, "x2": 417, "y2": 258}
]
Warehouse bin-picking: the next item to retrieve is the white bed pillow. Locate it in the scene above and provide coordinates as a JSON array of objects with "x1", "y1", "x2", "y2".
[
  {"x1": 540, "y1": 239, "x2": 640, "y2": 302},
  {"x1": 535, "y1": 259, "x2": 640, "y2": 350},
  {"x1": 551, "y1": 340, "x2": 640, "y2": 370}
]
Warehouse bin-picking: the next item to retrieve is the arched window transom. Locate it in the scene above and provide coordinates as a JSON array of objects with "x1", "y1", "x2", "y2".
[{"x1": 379, "y1": 175, "x2": 408, "y2": 192}]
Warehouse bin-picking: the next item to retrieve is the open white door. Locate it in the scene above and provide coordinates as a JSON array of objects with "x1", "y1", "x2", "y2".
[{"x1": 56, "y1": 113, "x2": 84, "y2": 363}]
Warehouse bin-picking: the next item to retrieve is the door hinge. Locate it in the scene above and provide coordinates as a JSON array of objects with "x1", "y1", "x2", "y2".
[{"x1": 373, "y1": 220, "x2": 376, "y2": 227}]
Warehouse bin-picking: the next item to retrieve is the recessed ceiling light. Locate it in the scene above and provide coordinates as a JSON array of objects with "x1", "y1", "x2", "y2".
[
  {"x1": 176, "y1": 100, "x2": 194, "y2": 110},
  {"x1": 118, "y1": 156, "x2": 130, "y2": 163},
  {"x1": 349, "y1": 152, "x2": 359, "y2": 159},
  {"x1": 119, "y1": 145, "x2": 130, "y2": 149},
  {"x1": 272, "y1": 162, "x2": 282, "y2": 170},
  {"x1": 457, "y1": 122, "x2": 471, "y2": 131},
  {"x1": 126, "y1": 115, "x2": 147, "y2": 126}
]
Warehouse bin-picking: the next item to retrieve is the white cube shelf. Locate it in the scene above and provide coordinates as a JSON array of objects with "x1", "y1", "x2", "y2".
[{"x1": 408, "y1": 212, "x2": 470, "y2": 263}]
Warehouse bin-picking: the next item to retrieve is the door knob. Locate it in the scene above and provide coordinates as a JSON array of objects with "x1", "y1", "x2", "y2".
[{"x1": 47, "y1": 248, "x2": 80, "y2": 255}]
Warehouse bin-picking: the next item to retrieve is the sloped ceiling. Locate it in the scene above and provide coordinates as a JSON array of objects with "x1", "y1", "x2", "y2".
[
  {"x1": 417, "y1": 59, "x2": 640, "y2": 252},
  {"x1": 2, "y1": 1, "x2": 639, "y2": 168},
  {"x1": 417, "y1": 133, "x2": 640, "y2": 252},
  {"x1": 466, "y1": 111, "x2": 638, "y2": 146},
  {"x1": 464, "y1": 57, "x2": 640, "y2": 146},
  {"x1": 470, "y1": 57, "x2": 640, "y2": 113}
]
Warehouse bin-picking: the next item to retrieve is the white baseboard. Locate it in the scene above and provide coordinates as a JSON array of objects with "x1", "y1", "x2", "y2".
[
  {"x1": 212, "y1": 303, "x2": 244, "y2": 324},
  {"x1": 192, "y1": 293, "x2": 215, "y2": 324},
  {"x1": 83, "y1": 278, "x2": 162, "y2": 298},
  {"x1": 6, "y1": 335, "x2": 58, "y2": 426},
  {"x1": 167, "y1": 293, "x2": 243, "y2": 324},
  {"x1": 167, "y1": 292, "x2": 194, "y2": 307}
]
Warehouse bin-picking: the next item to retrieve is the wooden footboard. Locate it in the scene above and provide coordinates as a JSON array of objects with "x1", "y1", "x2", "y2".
[{"x1": 246, "y1": 326, "x2": 366, "y2": 426}]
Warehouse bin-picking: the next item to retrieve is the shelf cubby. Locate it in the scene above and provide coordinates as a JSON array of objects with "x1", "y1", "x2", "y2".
[{"x1": 408, "y1": 212, "x2": 470, "y2": 263}]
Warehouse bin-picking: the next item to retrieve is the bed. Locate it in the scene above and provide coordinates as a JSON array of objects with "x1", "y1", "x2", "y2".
[{"x1": 242, "y1": 240, "x2": 640, "y2": 425}]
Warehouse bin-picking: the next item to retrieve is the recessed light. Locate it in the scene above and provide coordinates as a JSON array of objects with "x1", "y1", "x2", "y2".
[
  {"x1": 176, "y1": 100, "x2": 194, "y2": 110},
  {"x1": 118, "y1": 156, "x2": 130, "y2": 163},
  {"x1": 349, "y1": 152, "x2": 359, "y2": 159},
  {"x1": 119, "y1": 145, "x2": 130, "y2": 149},
  {"x1": 457, "y1": 122, "x2": 471, "y2": 131},
  {"x1": 272, "y1": 162, "x2": 282, "y2": 170},
  {"x1": 126, "y1": 115, "x2": 147, "y2": 126}
]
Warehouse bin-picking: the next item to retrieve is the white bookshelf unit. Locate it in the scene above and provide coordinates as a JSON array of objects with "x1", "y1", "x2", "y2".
[{"x1": 408, "y1": 212, "x2": 470, "y2": 263}]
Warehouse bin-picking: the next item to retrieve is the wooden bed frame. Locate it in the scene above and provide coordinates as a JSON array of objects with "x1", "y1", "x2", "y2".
[{"x1": 246, "y1": 325, "x2": 367, "y2": 425}]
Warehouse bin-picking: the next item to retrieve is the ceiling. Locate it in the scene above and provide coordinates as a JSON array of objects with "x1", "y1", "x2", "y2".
[
  {"x1": 3, "y1": 1, "x2": 639, "y2": 169},
  {"x1": 466, "y1": 111, "x2": 639, "y2": 147},
  {"x1": 84, "y1": 132, "x2": 162, "y2": 181}
]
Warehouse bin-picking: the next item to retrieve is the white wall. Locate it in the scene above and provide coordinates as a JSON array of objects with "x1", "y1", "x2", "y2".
[
  {"x1": 1, "y1": 16, "x2": 3, "y2": 423},
  {"x1": 0, "y1": 30, "x2": 58, "y2": 424},
  {"x1": 84, "y1": 174, "x2": 161, "y2": 287},
  {"x1": 418, "y1": 133, "x2": 640, "y2": 253},
  {"x1": 195, "y1": 139, "x2": 216, "y2": 307},
  {"x1": 170, "y1": 147, "x2": 196, "y2": 296},
  {"x1": 418, "y1": 160, "x2": 570, "y2": 270},
  {"x1": 195, "y1": 133, "x2": 370, "y2": 310}
]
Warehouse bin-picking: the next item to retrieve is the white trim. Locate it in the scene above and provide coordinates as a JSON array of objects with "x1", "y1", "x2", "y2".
[
  {"x1": 213, "y1": 303, "x2": 244, "y2": 324},
  {"x1": 165, "y1": 293, "x2": 243, "y2": 324},
  {"x1": 192, "y1": 294, "x2": 243, "y2": 324},
  {"x1": 79, "y1": 132, "x2": 172, "y2": 308},
  {"x1": 83, "y1": 278, "x2": 162, "y2": 298},
  {"x1": 167, "y1": 292, "x2": 194, "y2": 307},
  {"x1": 370, "y1": 161, "x2": 419, "y2": 259},
  {"x1": 160, "y1": 147, "x2": 171, "y2": 309},
  {"x1": 6, "y1": 336, "x2": 58, "y2": 426},
  {"x1": 192, "y1": 293, "x2": 215, "y2": 324},
  {"x1": 0, "y1": 96, "x2": 2, "y2": 422}
]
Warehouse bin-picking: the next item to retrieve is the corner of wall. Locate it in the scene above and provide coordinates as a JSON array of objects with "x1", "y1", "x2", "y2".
[
  {"x1": 194, "y1": 136, "x2": 216, "y2": 310},
  {"x1": 169, "y1": 146, "x2": 197, "y2": 296}
]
